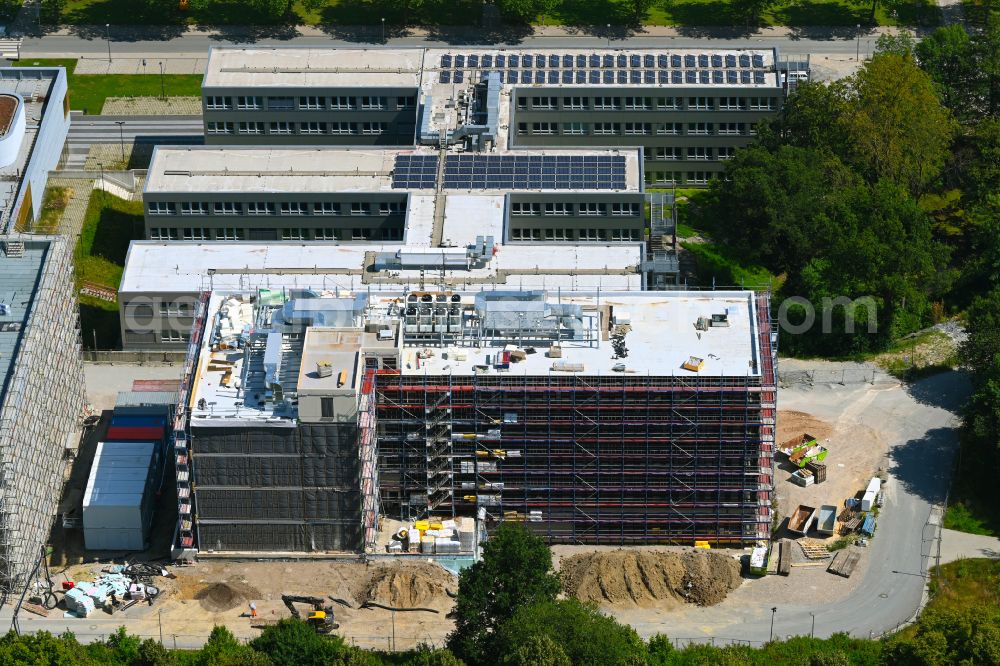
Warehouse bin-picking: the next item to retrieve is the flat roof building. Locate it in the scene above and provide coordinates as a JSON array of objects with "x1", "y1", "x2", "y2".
[{"x1": 0, "y1": 236, "x2": 85, "y2": 592}]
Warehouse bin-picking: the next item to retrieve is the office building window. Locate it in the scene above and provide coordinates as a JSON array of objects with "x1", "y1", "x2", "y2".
[
  {"x1": 321, "y1": 397, "x2": 334, "y2": 418},
  {"x1": 516, "y1": 123, "x2": 528, "y2": 136},
  {"x1": 611, "y1": 203, "x2": 639, "y2": 216},
  {"x1": 578, "y1": 202, "x2": 605, "y2": 216},
  {"x1": 718, "y1": 96, "x2": 746, "y2": 110},
  {"x1": 687, "y1": 147, "x2": 712, "y2": 160},
  {"x1": 562, "y1": 122, "x2": 585, "y2": 135},
  {"x1": 718, "y1": 122, "x2": 744, "y2": 135},
  {"x1": 544, "y1": 228, "x2": 569, "y2": 240},
  {"x1": 314, "y1": 202, "x2": 341, "y2": 215},
  {"x1": 361, "y1": 122, "x2": 386, "y2": 135},
  {"x1": 379, "y1": 201, "x2": 404, "y2": 215},
  {"x1": 687, "y1": 122, "x2": 712, "y2": 135},
  {"x1": 687, "y1": 97, "x2": 713, "y2": 110},
  {"x1": 330, "y1": 122, "x2": 356, "y2": 135},
  {"x1": 562, "y1": 96, "x2": 586, "y2": 110},
  {"x1": 718, "y1": 146, "x2": 736, "y2": 160},
  {"x1": 624, "y1": 122, "x2": 650, "y2": 135},
  {"x1": 649, "y1": 171, "x2": 680, "y2": 185},
  {"x1": 593, "y1": 122, "x2": 618, "y2": 135},
  {"x1": 656, "y1": 97, "x2": 680, "y2": 110},
  {"x1": 511, "y1": 202, "x2": 541, "y2": 215},
  {"x1": 298, "y1": 96, "x2": 325, "y2": 110},
  {"x1": 147, "y1": 202, "x2": 173, "y2": 215},
  {"x1": 267, "y1": 97, "x2": 295, "y2": 110},
  {"x1": 331, "y1": 96, "x2": 354, "y2": 110},
  {"x1": 279, "y1": 202, "x2": 309, "y2": 215},
  {"x1": 159, "y1": 301, "x2": 192, "y2": 316},
  {"x1": 382, "y1": 227, "x2": 403, "y2": 241},
  {"x1": 749, "y1": 123, "x2": 759, "y2": 136},
  {"x1": 205, "y1": 121, "x2": 234, "y2": 135},
  {"x1": 269, "y1": 121, "x2": 293, "y2": 135},
  {"x1": 314, "y1": 228, "x2": 337, "y2": 240},
  {"x1": 351, "y1": 228, "x2": 371, "y2": 240},
  {"x1": 687, "y1": 171, "x2": 711, "y2": 185},
  {"x1": 516, "y1": 97, "x2": 527, "y2": 110},
  {"x1": 350, "y1": 202, "x2": 371, "y2": 215},
  {"x1": 236, "y1": 96, "x2": 262, "y2": 110},
  {"x1": 531, "y1": 122, "x2": 556, "y2": 135},
  {"x1": 656, "y1": 123, "x2": 681, "y2": 135},
  {"x1": 281, "y1": 228, "x2": 309, "y2": 240},
  {"x1": 611, "y1": 228, "x2": 639, "y2": 241},
  {"x1": 653, "y1": 147, "x2": 679, "y2": 160},
  {"x1": 624, "y1": 96, "x2": 651, "y2": 110},
  {"x1": 160, "y1": 330, "x2": 190, "y2": 343},
  {"x1": 397, "y1": 96, "x2": 417, "y2": 109},
  {"x1": 531, "y1": 96, "x2": 557, "y2": 110},
  {"x1": 216, "y1": 228, "x2": 245, "y2": 240},
  {"x1": 544, "y1": 202, "x2": 569, "y2": 216},
  {"x1": 593, "y1": 97, "x2": 621, "y2": 110},
  {"x1": 149, "y1": 227, "x2": 179, "y2": 240},
  {"x1": 748, "y1": 97, "x2": 774, "y2": 110},
  {"x1": 213, "y1": 202, "x2": 241, "y2": 215},
  {"x1": 247, "y1": 202, "x2": 275, "y2": 216},
  {"x1": 179, "y1": 202, "x2": 208, "y2": 215},
  {"x1": 579, "y1": 228, "x2": 607, "y2": 241},
  {"x1": 204, "y1": 96, "x2": 231, "y2": 110},
  {"x1": 300, "y1": 122, "x2": 326, "y2": 134},
  {"x1": 360, "y1": 96, "x2": 386, "y2": 110},
  {"x1": 237, "y1": 122, "x2": 264, "y2": 135},
  {"x1": 182, "y1": 227, "x2": 209, "y2": 240}
]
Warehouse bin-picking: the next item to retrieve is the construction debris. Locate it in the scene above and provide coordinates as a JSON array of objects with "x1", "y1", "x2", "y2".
[
  {"x1": 828, "y1": 550, "x2": 861, "y2": 578},
  {"x1": 797, "y1": 539, "x2": 832, "y2": 560}
]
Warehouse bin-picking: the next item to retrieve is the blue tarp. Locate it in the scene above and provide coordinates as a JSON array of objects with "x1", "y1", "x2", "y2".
[{"x1": 110, "y1": 414, "x2": 167, "y2": 428}]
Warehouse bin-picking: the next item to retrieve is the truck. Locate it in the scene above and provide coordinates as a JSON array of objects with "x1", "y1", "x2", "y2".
[
  {"x1": 788, "y1": 504, "x2": 817, "y2": 535},
  {"x1": 815, "y1": 505, "x2": 837, "y2": 535},
  {"x1": 779, "y1": 434, "x2": 829, "y2": 468}
]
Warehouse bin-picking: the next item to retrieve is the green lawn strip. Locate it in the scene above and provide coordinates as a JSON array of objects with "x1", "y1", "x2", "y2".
[
  {"x1": 75, "y1": 190, "x2": 143, "y2": 297},
  {"x1": 32, "y1": 186, "x2": 73, "y2": 234},
  {"x1": 54, "y1": 0, "x2": 937, "y2": 26},
  {"x1": 680, "y1": 240, "x2": 777, "y2": 288},
  {"x1": 13, "y1": 58, "x2": 201, "y2": 114}
]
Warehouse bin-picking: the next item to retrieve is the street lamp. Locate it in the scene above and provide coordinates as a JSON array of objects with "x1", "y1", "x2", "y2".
[
  {"x1": 856, "y1": 24, "x2": 861, "y2": 61},
  {"x1": 158, "y1": 609, "x2": 163, "y2": 645},
  {"x1": 607, "y1": 23, "x2": 611, "y2": 48},
  {"x1": 158, "y1": 61, "x2": 165, "y2": 100},
  {"x1": 105, "y1": 23, "x2": 112, "y2": 63},
  {"x1": 114, "y1": 120, "x2": 126, "y2": 164},
  {"x1": 769, "y1": 607, "x2": 777, "y2": 642},
  {"x1": 381, "y1": 17, "x2": 385, "y2": 43},
  {"x1": 809, "y1": 612, "x2": 816, "y2": 638}
]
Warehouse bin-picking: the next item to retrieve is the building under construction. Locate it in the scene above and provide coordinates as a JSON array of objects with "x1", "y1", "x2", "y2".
[
  {"x1": 0, "y1": 236, "x2": 85, "y2": 594},
  {"x1": 171, "y1": 287, "x2": 775, "y2": 556}
]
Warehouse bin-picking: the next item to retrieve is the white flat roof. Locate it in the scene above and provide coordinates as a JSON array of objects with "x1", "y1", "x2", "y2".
[
  {"x1": 145, "y1": 146, "x2": 642, "y2": 194},
  {"x1": 119, "y1": 241, "x2": 645, "y2": 295}
]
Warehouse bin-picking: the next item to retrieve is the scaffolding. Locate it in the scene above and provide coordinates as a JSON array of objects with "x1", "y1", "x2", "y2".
[{"x1": 0, "y1": 236, "x2": 85, "y2": 594}]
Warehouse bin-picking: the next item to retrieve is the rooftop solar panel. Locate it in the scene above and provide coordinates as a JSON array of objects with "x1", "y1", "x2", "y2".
[
  {"x1": 685, "y1": 54, "x2": 696, "y2": 67},
  {"x1": 550, "y1": 54, "x2": 560, "y2": 67},
  {"x1": 739, "y1": 54, "x2": 750, "y2": 67},
  {"x1": 601, "y1": 71, "x2": 612, "y2": 83},
  {"x1": 392, "y1": 155, "x2": 440, "y2": 190},
  {"x1": 659, "y1": 71, "x2": 669, "y2": 83},
  {"x1": 441, "y1": 55, "x2": 452, "y2": 68},
  {"x1": 754, "y1": 71, "x2": 765, "y2": 84},
  {"x1": 603, "y1": 55, "x2": 614, "y2": 68},
  {"x1": 658, "y1": 55, "x2": 668, "y2": 68},
  {"x1": 645, "y1": 70, "x2": 655, "y2": 83},
  {"x1": 496, "y1": 54, "x2": 505, "y2": 67},
  {"x1": 711, "y1": 54, "x2": 722, "y2": 67},
  {"x1": 671, "y1": 55, "x2": 681, "y2": 67},
  {"x1": 699, "y1": 71, "x2": 710, "y2": 84},
  {"x1": 535, "y1": 54, "x2": 545, "y2": 67},
  {"x1": 630, "y1": 70, "x2": 641, "y2": 83},
  {"x1": 507, "y1": 71, "x2": 517, "y2": 83},
  {"x1": 686, "y1": 71, "x2": 696, "y2": 83},
  {"x1": 576, "y1": 71, "x2": 586, "y2": 83},
  {"x1": 439, "y1": 71, "x2": 450, "y2": 83},
  {"x1": 752, "y1": 54, "x2": 764, "y2": 67},
  {"x1": 562, "y1": 70, "x2": 573, "y2": 83},
  {"x1": 725, "y1": 54, "x2": 736, "y2": 67},
  {"x1": 672, "y1": 71, "x2": 682, "y2": 84},
  {"x1": 644, "y1": 55, "x2": 654, "y2": 68},
  {"x1": 617, "y1": 54, "x2": 627, "y2": 67},
  {"x1": 509, "y1": 54, "x2": 519, "y2": 68},
  {"x1": 548, "y1": 70, "x2": 559, "y2": 83},
  {"x1": 442, "y1": 155, "x2": 626, "y2": 191},
  {"x1": 576, "y1": 55, "x2": 586, "y2": 67},
  {"x1": 630, "y1": 55, "x2": 640, "y2": 68},
  {"x1": 455, "y1": 55, "x2": 465, "y2": 68},
  {"x1": 617, "y1": 70, "x2": 628, "y2": 83},
  {"x1": 698, "y1": 54, "x2": 709, "y2": 68},
  {"x1": 713, "y1": 70, "x2": 724, "y2": 83},
  {"x1": 482, "y1": 54, "x2": 493, "y2": 68},
  {"x1": 454, "y1": 70, "x2": 464, "y2": 83},
  {"x1": 590, "y1": 54, "x2": 600, "y2": 67},
  {"x1": 563, "y1": 55, "x2": 573, "y2": 67},
  {"x1": 727, "y1": 71, "x2": 738, "y2": 83},
  {"x1": 740, "y1": 70, "x2": 751, "y2": 83},
  {"x1": 590, "y1": 70, "x2": 600, "y2": 83},
  {"x1": 468, "y1": 55, "x2": 479, "y2": 67}
]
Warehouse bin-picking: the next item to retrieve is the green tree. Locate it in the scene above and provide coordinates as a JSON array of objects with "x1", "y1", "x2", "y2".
[
  {"x1": 960, "y1": 288, "x2": 1000, "y2": 376},
  {"x1": 874, "y1": 30, "x2": 916, "y2": 57},
  {"x1": 730, "y1": 0, "x2": 775, "y2": 27},
  {"x1": 841, "y1": 54, "x2": 955, "y2": 193},
  {"x1": 762, "y1": 80, "x2": 850, "y2": 152},
  {"x1": 249, "y1": 620, "x2": 347, "y2": 666},
  {"x1": 495, "y1": 0, "x2": 558, "y2": 23},
  {"x1": 0, "y1": 631, "x2": 85, "y2": 665},
  {"x1": 495, "y1": 599, "x2": 647, "y2": 665},
  {"x1": 502, "y1": 634, "x2": 570, "y2": 666},
  {"x1": 646, "y1": 634, "x2": 675, "y2": 665},
  {"x1": 447, "y1": 523, "x2": 561, "y2": 665},
  {"x1": 402, "y1": 646, "x2": 466, "y2": 666},
  {"x1": 915, "y1": 25, "x2": 978, "y2": 121}
]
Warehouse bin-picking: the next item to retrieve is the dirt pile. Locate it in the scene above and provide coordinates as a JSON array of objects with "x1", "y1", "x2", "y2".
[
  {"x1": 195, "y1": 580, "x2": 261, "y2": 612},
  {"x1": 778, "y1": 410, "x2": 834, "y2": 443},
  {"x1": 362, "y1": 563, "x2": 455, "y2": 608},
  {"x1": 561, "y1": 550, "x2": 742, "y2": 607}
]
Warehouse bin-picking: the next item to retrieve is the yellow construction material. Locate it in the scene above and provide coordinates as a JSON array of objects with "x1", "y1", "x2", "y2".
[
  {"x1": 694, "y1": 541, "x2": 711, "y2": 549},
  {"x1": 682, "y1": 356, "x2": 705, "y2": 372},
  {"x1": 414, "y1": 520, "x2": 430, "y2": 530}
]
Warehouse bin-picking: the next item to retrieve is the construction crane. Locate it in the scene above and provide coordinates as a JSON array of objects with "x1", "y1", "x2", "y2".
[{"x1": 281, "y1": 595, "x2": 339, "y2": 634}]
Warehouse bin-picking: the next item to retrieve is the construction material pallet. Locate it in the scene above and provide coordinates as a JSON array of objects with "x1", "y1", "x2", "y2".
[
  {"x1": 777, "y1": 539, "x2": 791, "y2": 575},
  {"x1": 797, "y1": 539, "x2": 832, "y2": 560},
  {"x1": 828, "y1": 550, "x2": 861, "y2": 578}
]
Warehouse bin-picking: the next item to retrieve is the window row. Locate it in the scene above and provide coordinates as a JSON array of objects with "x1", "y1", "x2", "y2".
[
  {"x1": 646, "y1": 171, "x2": 719, "y2": 186},
  {"x1": 206, "y1": 121, "x2": 389, "y2": 136},
  {"x1": 509, "y1": 227, "x2": 641, "y2": 241},
  {"x1": 644, "y1": 146, "x2": 737, "y2": 160},
  {"x1": 517, "y1": 121, "x2": 757, "y2": 137},
  {"x1": 204, "y1": 95, "x2": 415, "y2": 111},
  {"x1": 516, "y1": 95, "x2": 776, "y2": 112},
  {"x1": 148, "y1": 227, "x2": 405, "y2": 241},
  {"x1": 147, "y1": 200, "x2": 406, "y2": 216},
  {"x1": 510, "y1": 201, "x2": 640, "y2": 216}
]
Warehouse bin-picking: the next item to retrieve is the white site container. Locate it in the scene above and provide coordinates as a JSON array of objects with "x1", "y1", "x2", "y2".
[
  {"x1": 83, "y1": 441, "x2": 160, "y2": 551},
  {"x1": 860, "y1": 477, "x2": 881, "y2": 511}
]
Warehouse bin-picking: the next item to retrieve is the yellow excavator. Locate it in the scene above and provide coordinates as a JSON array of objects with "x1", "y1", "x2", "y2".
[{"x1": 281, "y1": 595, "x2": 339, "y2": 634}]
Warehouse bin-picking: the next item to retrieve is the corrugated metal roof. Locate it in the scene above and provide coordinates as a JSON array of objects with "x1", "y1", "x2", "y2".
[
  {"x1": 82, "y1": 441, "x2": 155, "y2": 510},
  {"x1": 115, "y1": 390, "x2": 176, "y2": 408}
]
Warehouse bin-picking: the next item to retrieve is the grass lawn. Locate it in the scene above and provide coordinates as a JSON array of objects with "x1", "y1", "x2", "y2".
[
  {"x1": 34, "y1": 186, "x2": 72, "y2": 234},
  {"x1": 12, "y1": 58, "x2": 201, "y2": 115},
  {"x1": 74, "y1": 190, "x2": 144, "y2": 348},
  {"x1": 681, "y1": 240, "x2": 777, "y2": 288},
  {"x1": 52, "y1": 0, "x2": 937, "y2": 26}
]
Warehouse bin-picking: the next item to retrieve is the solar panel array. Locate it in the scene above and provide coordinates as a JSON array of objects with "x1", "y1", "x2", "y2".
[
  {"x1": 442, "y1": 155, "x2": 627, "y2": 190},
  {"x1": 392, "y1": 154, "x2": 439, "y2": 189},
  {"x1": 437, "y1": 51, "x2": 771, "y2": 87}
]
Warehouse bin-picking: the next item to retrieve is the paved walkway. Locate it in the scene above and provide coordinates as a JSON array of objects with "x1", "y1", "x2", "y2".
[
  {"x1": 940, "y1": 528, "x2": 1000, "y2": 563},
  {"x1": 74, "y1": 57, "x2": 207, "y2": 75},
  {"x1": 45, "y1": 177, "x2": 94, "y2": 238}
]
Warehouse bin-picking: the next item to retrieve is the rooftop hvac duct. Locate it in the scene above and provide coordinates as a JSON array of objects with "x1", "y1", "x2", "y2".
[{"x1": 279, "y1": 294, "x2": 368, "y2": 327}]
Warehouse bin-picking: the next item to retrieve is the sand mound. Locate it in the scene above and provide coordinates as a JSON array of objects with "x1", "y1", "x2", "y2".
[
  {"x1": 195, "y1": 580, "x2": 260, "y2": 612},
  {"x1": 778, "y1": 410, "x2": 834, "y2": 443},
  {"x1": 561, "y1": 550, "x2": 742, "y2": 607},
  {"x1": 362, "y1": 563, "x2": 455, "y2": 608}
]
